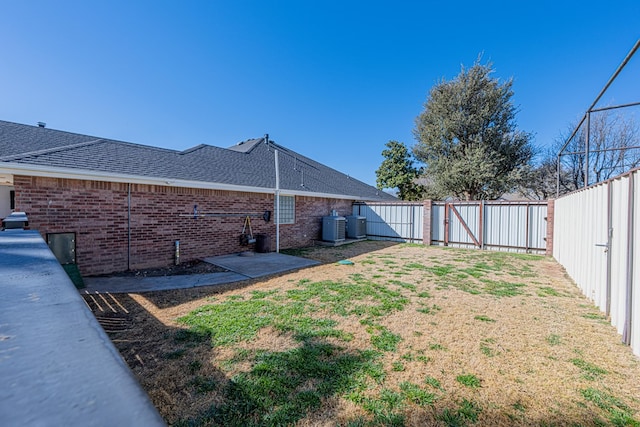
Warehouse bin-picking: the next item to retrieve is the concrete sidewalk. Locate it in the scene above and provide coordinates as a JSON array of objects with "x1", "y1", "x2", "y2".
[{"x1": 83, "y1": 252, "x2": 319, "y2": 293}]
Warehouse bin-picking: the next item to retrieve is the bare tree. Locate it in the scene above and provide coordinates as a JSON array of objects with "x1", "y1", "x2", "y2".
[
  {"x1": 557, "y1": 110, "x2": 640, "y2": 193},
  {"x1": 518, "y1": 111, "x2": 639, "y2": 199}
]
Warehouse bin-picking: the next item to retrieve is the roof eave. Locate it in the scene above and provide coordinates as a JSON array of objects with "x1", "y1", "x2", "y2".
[{"x1": 0, "y1": 163, "x2": 379, "y2": 201}]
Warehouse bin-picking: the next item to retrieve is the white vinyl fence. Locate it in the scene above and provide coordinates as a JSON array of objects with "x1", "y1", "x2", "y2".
[{"x1": 553, "y1": 168, "x2": 639, "y2": 356}]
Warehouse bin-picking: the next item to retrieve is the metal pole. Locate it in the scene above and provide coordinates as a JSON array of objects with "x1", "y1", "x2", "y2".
[
  {"x1": 556, "y1": 154, "x2": 561, "y2": 197},
  {"x1": 591, "y1": 100, "x2": 640, "y2": 113},
  {"x1": 275, "y1": 148, "x2": 280, "y2": 253},
  {"x1": 558, "y1": 114, "x2": 587, "y2": 158},
  {"x1": 556, "y1": 39, "x2": 640, "y2": 191},
  {"x1": 563, "y1": 145, "x2": 640, "y2": 156},
  {"x1": 587, "y1": 38, "x2": 640, "y2": 113},
  {"x1": 585, "y1": 111, "x2": 590, "y2": 188},
  {"x1": 127, "y1": 183, "x2": 131, "y2": 271}
]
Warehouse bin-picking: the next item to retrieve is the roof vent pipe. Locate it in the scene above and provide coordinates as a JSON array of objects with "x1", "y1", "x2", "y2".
[{"x1": 37, "y1": 122, "x2": 46, "y2": 128}]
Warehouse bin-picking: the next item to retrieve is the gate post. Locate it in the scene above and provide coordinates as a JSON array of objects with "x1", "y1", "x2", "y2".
[
  {"x1": 545, "y1": 199, "x2": 555, "y2": 256},
  {"x1": 423, "y1": 200, "x2": 432, "y2": 246}
]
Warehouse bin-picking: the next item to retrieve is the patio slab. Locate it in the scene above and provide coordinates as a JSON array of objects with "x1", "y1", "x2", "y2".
[
  {"x1": 83, "y1": 251, "x2": 319, "y2": 293},
  {"x1": 203, "y1": 251, "x2": 320, "y2": 279},
  {"x1": 83, "y1": 271, "x2": 248, "y2": 293}
]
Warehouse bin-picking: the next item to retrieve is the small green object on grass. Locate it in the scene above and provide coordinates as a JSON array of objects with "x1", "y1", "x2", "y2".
[{"x1": 338, "y1": 260, "x2": 354, "y2": 265}]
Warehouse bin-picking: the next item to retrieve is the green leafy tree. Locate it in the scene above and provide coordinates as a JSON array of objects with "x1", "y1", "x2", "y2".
[
  {"x1": 375, "y1": 140, "x2": 425, "y2": 200},
  {"x1": 413, "y1": 60, "x2": 533, "y2": 200}
]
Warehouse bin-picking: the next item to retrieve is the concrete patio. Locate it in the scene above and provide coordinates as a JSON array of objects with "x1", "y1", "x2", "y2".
[{"x1": 83, "y1": 251, "x2": 320, "y2": 293}]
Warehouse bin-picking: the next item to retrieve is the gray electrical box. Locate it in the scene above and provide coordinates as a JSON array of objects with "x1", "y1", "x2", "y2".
[{"x1": 47, "y1": 232, "x2": 76, "y2": 264}]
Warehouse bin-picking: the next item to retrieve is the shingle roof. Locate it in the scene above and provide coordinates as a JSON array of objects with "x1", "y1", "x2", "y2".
[{"x1": 0, "y1": 120, "x2": 396, "y2": 201}]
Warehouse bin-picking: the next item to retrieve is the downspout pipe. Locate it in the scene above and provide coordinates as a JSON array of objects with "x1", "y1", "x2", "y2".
[
  {"x1": 127, "y1": 183, "x2": 131, "y2": 271},
  {"x1": 275, "y1": 149, "x2": 280, "y2": 253},
  {"x1": 267, "y1": 133, "x2": 280, "y2": 253}
]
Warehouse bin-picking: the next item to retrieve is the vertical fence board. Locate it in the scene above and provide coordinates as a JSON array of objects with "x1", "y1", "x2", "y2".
[
  {"x1": 632, "y1": 173, "x2": 640, "y2": 352},
  {"x1": 610, "y1": 176, "x2": 630, "y2": 335}
]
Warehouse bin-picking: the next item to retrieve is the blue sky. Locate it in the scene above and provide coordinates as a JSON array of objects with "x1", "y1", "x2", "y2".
[{"x1": 1, "y1": 1, "x2": 638, "y2": 186}]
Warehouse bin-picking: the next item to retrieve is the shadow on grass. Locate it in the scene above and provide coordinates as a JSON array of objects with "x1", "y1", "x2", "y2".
[
  {"x1": 280, "y1": 240, "x2": 400, "y2": 265},
  {"x1": 83, "y1": 291, "x2": 381, "y2": 426},
  {"x1": 176, "y1": 341, "x2": 379, "y2": 427}
]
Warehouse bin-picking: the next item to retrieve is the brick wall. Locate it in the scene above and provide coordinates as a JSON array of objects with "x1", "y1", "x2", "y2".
[
  {"x1": 422, "y1": 200, "x2": 432, "y2": 245},
  {"x1": 545, "y1": 199, "x2": 555, "y2": 256},
  {"x1": 14, "y1": 176, "x2": 353, "y2": 276}
]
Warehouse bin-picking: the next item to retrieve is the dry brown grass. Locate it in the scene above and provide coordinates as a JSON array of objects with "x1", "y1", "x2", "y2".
[{"x1": 85, "y1": 241, "x2": 640, "y2": 426}]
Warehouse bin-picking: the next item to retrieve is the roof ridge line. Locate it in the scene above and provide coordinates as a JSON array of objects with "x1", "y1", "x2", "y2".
[
  {"x1": 179, "y1": 144, "x2": 209, "y2": 154},
  {"x1": 0, "y1": 138, "x2": 104, "y2": 161}
]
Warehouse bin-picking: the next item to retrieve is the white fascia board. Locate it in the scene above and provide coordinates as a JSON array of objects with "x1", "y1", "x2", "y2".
[
  {"x1": 278, "y1": 188, "x2": 373, "y2": 201},
  {"x1": 0, "y1": 163, "x2": 367, "y2": 200}
]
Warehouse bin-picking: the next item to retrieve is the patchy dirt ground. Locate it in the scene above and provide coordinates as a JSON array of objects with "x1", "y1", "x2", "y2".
[
  {"x1": 83, "y1": 241, "x2": 640, "y2": 426},
  {"x1": 105, "y1": 259, "x2": 228, "y2": 277}
]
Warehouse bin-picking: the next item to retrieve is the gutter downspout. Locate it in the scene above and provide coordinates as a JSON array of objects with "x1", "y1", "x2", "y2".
[
  {"x1": 266, "y1": 134, "x2": 280, "y2": 253},
  {"x1": 275, "y1": 148, "x2": 280, "y2": 253},
  {"x1": 127, "y1": 183, "x2": 131, "y2": 271}
]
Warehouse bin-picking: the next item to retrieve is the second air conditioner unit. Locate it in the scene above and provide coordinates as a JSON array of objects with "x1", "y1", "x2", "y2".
[{"x1": 346, "y1": 215, "x2": 366, "y2": 239}]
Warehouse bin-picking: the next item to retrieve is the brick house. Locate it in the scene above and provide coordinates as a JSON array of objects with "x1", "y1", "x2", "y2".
[{"x1": 0, "y1": 120, "x2": 395, "y2": 275}]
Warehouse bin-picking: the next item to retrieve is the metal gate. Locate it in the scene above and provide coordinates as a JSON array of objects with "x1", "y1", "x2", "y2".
[
  {"x1": 431, "y1": 201, "x2": 548, "y2": 254},
  {"x1": 353, "y1": 200, "x2": 548, "y2": 254}
]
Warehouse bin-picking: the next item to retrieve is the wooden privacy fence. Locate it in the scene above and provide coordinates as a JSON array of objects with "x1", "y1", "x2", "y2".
[
  {"x1": 553, "y1": 168, "x2": 639, "y2": 357},
  {"x1": 352, "y1": 200, "x2": 552, "y2": 255}
]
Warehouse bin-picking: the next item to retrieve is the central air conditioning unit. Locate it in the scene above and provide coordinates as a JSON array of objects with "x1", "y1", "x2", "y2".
[
  {"x1": 346, "y1": 215, "x2": 366, "y2": 239},
  {"x1": 322, "y1": 215, "x2": 346, "y2": 242}
]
